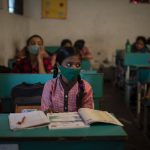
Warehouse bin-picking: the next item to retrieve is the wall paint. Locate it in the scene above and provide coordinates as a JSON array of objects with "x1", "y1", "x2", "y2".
[
  {"x1": 24, "y1": 0, "x2": 150, "y2": 68},
  {"x1": 0, "y1": 10, "x2": 30, "y2": 66},
  {"x1": 0, "y1": 0, "x2": 150, "y2": 68}
]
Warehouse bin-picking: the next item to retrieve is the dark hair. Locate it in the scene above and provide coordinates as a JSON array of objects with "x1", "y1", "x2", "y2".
[
  {"x1": 74, "y1": 39, "x2": 85, "y2": 50},
  {"x1": 53, "y1": 47, "x2": 84, "y2": 110},
  {"x1": 26, "y1": 34, "x2": 44, "y2": 46},
  {"x1": 147, "y1": 37, "x2": 150, "y2": 44},
  {"x1": 136, "y1": 36, "x2": 147, "y2": 46},
  {"x1": 56, "y1": 47, "x2": 81, "y2": 65},
  {"x1": 61, "y1": 39, "x2": 72, "y2": 48}
]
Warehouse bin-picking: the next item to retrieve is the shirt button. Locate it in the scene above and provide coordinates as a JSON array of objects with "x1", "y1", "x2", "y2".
[
  {"x1": 65, "y1": 95, "x2": 68, "y2": 98},
  {"x1": 65, "y1": 107, "x2": 67, "y2": 110}
]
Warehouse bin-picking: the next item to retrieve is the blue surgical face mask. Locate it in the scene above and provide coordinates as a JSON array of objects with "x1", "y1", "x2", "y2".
[
  {"x1": 59, "y1": 66, "x2": 81, "y2": 81},
  {"x1": 27, "y1": 45, "x2": 40, "y2": 55}
]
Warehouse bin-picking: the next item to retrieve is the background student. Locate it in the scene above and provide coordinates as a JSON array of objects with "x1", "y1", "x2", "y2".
[
  {"x1": 74, "y1": 39, "x2": 93, "y2": 60},
  {"x1": 12, "y1": 34, "x2": 54, "y2": 73},
  {"x1": 48, "y1": 39, "x2": 73, "y2": 69},
  {"x1": 60, "y1": 39, "x2": 72, "y2": 48},
  {"x1": 130, "y1": 36, "x2": 150, "y2": 101},
  {"x1": 131, "y1": 36, "x2": 148, "y2": 53},
  {"x1": 146, "y1": 37, "x2": 150, "y2": 51},
  {"x1": 41, "y1": 47, "x2": 94, "y2": 112}
]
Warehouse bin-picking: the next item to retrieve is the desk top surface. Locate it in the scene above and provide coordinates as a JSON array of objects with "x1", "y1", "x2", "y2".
[
  {"x1": 0, "y1": 114, "x2": 127, "y2": 141},
  {"x1": 125, "y1": 53, "x2": 150, "y2": 66}
]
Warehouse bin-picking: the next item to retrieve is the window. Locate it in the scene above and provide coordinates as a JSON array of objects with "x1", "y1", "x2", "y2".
[{"x1": 8, "y1": 0, "x2": 23, "y2": 15}]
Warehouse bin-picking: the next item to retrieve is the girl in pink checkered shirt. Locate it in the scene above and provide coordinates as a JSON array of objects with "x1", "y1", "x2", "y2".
[{"x1": 41, "y1": 47, "x2": 94, "y2": 113}]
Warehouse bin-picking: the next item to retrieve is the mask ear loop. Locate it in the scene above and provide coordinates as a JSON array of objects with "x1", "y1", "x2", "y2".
[{"x1": 53, "y1": 64, "x2": 59, "y2": 78}]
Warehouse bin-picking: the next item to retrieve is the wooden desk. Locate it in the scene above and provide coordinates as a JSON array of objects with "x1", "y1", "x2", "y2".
[{"x1": 0, "y1": 114, "x2": 127, "y2": 150}]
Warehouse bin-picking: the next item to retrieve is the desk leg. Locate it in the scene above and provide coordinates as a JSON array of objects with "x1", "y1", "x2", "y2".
[
  {"x1": 125, "y1": 84, "x2": 131, "y2": 107},
  {"x1": 137, "y1": 82, "x2": 141, "y2": 120},
  {"x1": 125, "y1": 66, "x2": 130, "y2": 107},
  {"x1": 143, "y1": 105, "x2": 148, "y2": 134},
  {"x1": 125, "y1": 66, "x2": 130, "y2": 81}
]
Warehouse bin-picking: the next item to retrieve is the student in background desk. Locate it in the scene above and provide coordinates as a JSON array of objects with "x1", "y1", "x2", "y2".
[
  {"x1": 41, "y1": 47, "x2": 94, "y2": 112},
  {"x1": 131, "y1": 36, "x2": 150, "y2": 101},
  {"x1": 143, "y1": 37, "x2": 150, "y2": 100},
  {"x1": 130, "y1": 36, "x2": 149, "y2": 79},
  {"x1": 49, "y1": 39, "x2": 73, "y2": 67},
  {"x1": 147, "y1": 37, "x2": 150, "y2": 51},
  {"x1": 60, "y1": 39, "x2": 72, "y2": 48},
  {"x1": 131, "y1": 36, "x2": 149, "y2": 53},
  {"x1": 74, "y1": 39, "x2": 93, "y2": 60},
  {"x1": 12, "y1": 34, "x2": 55, "y2": 73}
]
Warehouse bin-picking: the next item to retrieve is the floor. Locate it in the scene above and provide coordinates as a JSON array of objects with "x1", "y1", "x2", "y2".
[{"x1": 101, "y1": 81, "x2": 150, "y2": 150}]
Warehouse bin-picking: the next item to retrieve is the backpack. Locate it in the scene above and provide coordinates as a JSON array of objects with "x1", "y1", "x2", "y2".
[{"x1": 11, "y1": 82, "x2": 44, "y2": 113}]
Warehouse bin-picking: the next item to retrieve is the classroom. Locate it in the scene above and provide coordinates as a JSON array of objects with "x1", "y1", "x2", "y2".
[{"x1": 0, "y1": 0, "x2": 150, "y2": 150}]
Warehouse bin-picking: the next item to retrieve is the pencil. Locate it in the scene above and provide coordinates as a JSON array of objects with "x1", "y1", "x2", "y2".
[{"x1": 17, "y1": 116, "x2": 26, "y2": 125}]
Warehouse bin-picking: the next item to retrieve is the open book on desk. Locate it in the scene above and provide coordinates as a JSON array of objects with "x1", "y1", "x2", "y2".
[
  {"x1": 9, "y1": 111, "x2": 50, "y2": 130},
  {"x1": 47, "y1": 108, "x2": 123, "y2": 130},
  {"x1": 78, "y1": 108, "x2": 123, "y2": 126},
  {"x1": 47, "y1": 111, "x2": 89, "y2": 130}
]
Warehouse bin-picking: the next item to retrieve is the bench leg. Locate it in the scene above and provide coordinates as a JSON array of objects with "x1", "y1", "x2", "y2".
[{"x1": 143, "y1": 105, "x2": 148, "y2": 134}]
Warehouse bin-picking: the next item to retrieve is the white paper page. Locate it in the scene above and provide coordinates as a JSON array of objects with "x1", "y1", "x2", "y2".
[
  {"x1": 79, "y1": 108, "x2": 123, "y2": 126},
  {"x1": 47, "y1": 112, "x2": 82, "y2": 122},
  {"x1": 9, "y1": 111, "x2": 49, "y2": 130},
  {"x1": 0, "y1": 144, "x2": 18, "y2": 150},
  {"x1": 49, "y1": 121, "x2": 89, "y2": 130},
  {"x1": 47, "y1": 112, "x2": 89, "y2": 130}
]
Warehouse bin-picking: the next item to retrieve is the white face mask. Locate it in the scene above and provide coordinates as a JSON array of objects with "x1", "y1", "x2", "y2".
[{"x1": 27, "y1": 45, "x2": 40, "y2": 55}]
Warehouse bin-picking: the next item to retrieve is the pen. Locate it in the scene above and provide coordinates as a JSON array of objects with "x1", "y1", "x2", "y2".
[{"x1": 17, "y1": 116, "x2": 26, "y2": 125}]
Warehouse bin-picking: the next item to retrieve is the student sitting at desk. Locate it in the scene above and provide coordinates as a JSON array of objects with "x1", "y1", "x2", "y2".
[
  {"x1": 60, "y1": 39, "x2": 72, "y2": 48},
  {"x1": 130, "y1": 36, "x2": 149, "y2": 79},
  {"x1": 41, "y1": 47, "x2": 94, "y2": 112},
  {"x1": 12, "y1": 34, "x2": 54, "y2": 73},
  {"x1": 147, "y1": 37, "x2": 150, "y2": 51},
  {"x1": 131, "y1": 36, "x2": 150, "y2": 101},
  {"x1": 74, "y1": 39, "x2": 93, "y2": 60},
  {"x1": 131, "y1": 36, "x2": 149, "y2": 53}
]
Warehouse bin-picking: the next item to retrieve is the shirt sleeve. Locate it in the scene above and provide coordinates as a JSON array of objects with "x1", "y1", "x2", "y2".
[
  {"x1": 82, "y1": 80, "x2": 94, "y2": 109},
  {"x1": 41, "y1": 80, "x2": 52, "y2": 111},
  {"x1": 43, "y1": 58, "x2": 53, "y2": 73},
  {"x1": 12, "y1": 60, "x2": 22, "y2": 73},
  {"x1": 81, "y1": 47, "x2": 92, "y2": 60}
]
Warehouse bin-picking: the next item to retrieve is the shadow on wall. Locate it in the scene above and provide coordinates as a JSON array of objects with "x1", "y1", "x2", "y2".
[
  {"x1": 0, "y1": 56, "x2": 5, "y2": 66},
  {"x1": 98, "y1": 58, "x2": 115, "y2": 82}
]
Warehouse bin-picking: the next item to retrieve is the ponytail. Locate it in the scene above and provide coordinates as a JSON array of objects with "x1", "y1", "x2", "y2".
[
  {"x1": 53, "y1": 64, "x2": 58, "y2": 78},
  {"x1": 76, "y1": 75, "x2": 85, "y2": 109}
]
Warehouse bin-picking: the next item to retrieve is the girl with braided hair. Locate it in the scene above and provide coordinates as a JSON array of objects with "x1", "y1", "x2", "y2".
[{"x1": 41, "y1": 47, "x2": 94, "y2": 113}]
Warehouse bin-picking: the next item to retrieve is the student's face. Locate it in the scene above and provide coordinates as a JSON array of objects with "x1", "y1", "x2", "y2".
[
  {"x1": 61, "y1": 55, "x2": 81, "y2": 69},
  {"x1": 135, "y1": 40, "x2": 145, "y2": 50},
  {"x1": 27, "y1": 37, "x2": 43, "y2": 55},
  {"x1": 29, "y1": 37, "x2": 43, "y2": 46},
  {"x1": 65, "y1": 43, "x2": 72, "y2": 48}
]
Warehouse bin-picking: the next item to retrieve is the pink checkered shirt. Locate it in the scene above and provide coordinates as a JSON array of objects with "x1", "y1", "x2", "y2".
[{"x1": 41, "y1": 77, "x2": 94, "y2": 112}]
